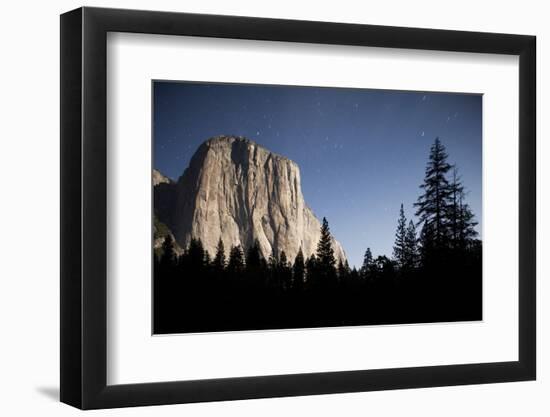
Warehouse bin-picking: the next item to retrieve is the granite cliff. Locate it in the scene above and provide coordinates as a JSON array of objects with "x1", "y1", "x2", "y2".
[{"x1": 154, "y1": 135, "x2": 346, "y2": 263}]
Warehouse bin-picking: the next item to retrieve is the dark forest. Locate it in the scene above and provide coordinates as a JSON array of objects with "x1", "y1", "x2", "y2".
[{"x1": 154, "y1": 138, "x2": 481, "y2": 334}]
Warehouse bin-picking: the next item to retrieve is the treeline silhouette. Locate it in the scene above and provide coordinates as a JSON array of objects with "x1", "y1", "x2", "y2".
[{"x1": 154, "y1": 138, "x2": 481, "y2": 334}]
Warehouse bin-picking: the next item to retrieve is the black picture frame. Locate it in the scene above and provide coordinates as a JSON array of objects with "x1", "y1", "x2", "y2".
[{"x1": 60, "y1": 6, "x2": 536, "y2": 410}]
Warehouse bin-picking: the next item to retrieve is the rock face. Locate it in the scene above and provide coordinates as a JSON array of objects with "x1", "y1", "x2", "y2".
[
  {"x1": 155, "y1": 135, "x2": 346, "y2": 263},
  {"x1": 153, "y1": 168, "x2": 172, "y2": 186},
  {"x1": 153, "y1": 169, "x2": 177, "y2": 233},
  {"x1": 153, "y1": 215, "x2": 183, "y2": 255}
]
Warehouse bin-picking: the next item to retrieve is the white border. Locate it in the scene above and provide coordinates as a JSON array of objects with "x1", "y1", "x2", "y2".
[{"x1": 107, "y1": 33, "x2": 519, "y2": 385}]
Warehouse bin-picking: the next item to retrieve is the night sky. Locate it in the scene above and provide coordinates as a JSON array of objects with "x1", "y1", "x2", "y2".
[{"x1": 153, "y1": 81, "x2": 482, "y2": 268}]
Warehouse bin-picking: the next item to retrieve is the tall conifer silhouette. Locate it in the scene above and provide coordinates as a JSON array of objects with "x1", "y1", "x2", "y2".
[
  {"x1": 315, "y1": 217, "x2": 337, "y2": 288},
  {"x1": 448, "y1": 167, "x2": 478, "y2": 249},
  {"x1": 305, "y1": 255, "x2": 317, "y2": 287},
  {"x1": 293, "y1": 248, "x2": 305, "y2": 291},
  {"x1": 227, "y1": 245, "x2": 245, "y2": 274},
  {"x1": 415, "y1": 137, "x2": 452, "y2": 250},
  {"x1": 160, "y1": 235, "x2": 176, "y2": 266},
  {"x1": 316, "y1": 217, "x2": 336, "y2": 269},
  {"x1": 245, "y1": 239, "x2": 262, "y2": 270},
  {"x1": 393, "y1": 204, "x2": 408, "y2": 267},
  {"x1": 212, "y1": 238, "x2": 226, "y2": 271},
  {"x1": 279, "y1": 251, "x2": 292, "y2": 290},
  {"x1": 361, "y1": 248, "x2": 374, "y2": 279},
  {"x1": 404, "y1": 220, "x2": 419, "y2": 269}
]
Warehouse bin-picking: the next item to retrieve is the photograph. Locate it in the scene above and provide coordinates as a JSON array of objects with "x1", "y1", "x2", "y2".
[{"x1": 152, "y1": 81, "x2": 482, "y2": 334}]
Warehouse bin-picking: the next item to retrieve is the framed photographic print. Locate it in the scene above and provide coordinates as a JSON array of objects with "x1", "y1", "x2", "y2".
[{"x1": 60, "y1": 7, "x2": 536, "y2": 409}]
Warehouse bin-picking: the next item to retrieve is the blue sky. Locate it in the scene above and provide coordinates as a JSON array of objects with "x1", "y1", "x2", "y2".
[{"x1": 154, "y1": 81, "x2": 482, "y2": 268}]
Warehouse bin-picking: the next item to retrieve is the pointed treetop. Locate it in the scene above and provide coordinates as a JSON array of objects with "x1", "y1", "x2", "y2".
[{"x1": 316, "y1": 217, "x2": 336, "y2": 268}]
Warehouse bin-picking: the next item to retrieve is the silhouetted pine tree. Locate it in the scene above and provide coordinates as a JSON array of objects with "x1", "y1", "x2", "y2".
[
  {"x1": 246, "y1": 239, "x2": 262, "y2": 270},
  {"x1": 360, "y1": 248, "x2": 374, "y2": 280},
  {"x1": 317, "y1": 218, "x2": 336, "y2": 267},
  {"x1": 227, "y1": 245, "x2": 245, "y2": 274},
  {"x1": 414, "y1": 137, "x2": 452, "y2": 250},
  {"x1": 338, "y1": 259, "x2": 351, "y2": 281},
  {"x1": 188, "y1": 238, "x2": 206, "y2": 270},
  {"x1": 267, "y1": 248, "x2": 279, "y2": 289},
  {"x1": 292, "y1": 248, "x2": 305, "y2": 292},
  {"x1": 160, "y1": 235, "x2": 177, "y2": 268},
  {"x1": 446, "y1": 166, "x2": 479, "y2": 251},
  {"x1": 457, "y1": 197, "x2": 478, "y2": 249},
  {"x1": 315, "y1": 217, "x2": 337, "y2": 288},
  {"x1": 305, "y1": 254, "x2": 317, "y2": 288},
  {"x1": 374, "y1": 255, "x2": 396, "y2": 282},
  {"x1": 404, "y1": 220, "x2": 419, "y2": 269},
  {"x1": 349, "y1": 267, "x2": 361, "y2": 287},
  {"x1": 448, "y1": 167, "x2": 464, "y2": 247},
  {"x1": 212, "y1": 238, "x2": 226, "y2": 272},
  {"x1": 393, "y1": 204, "x2": 408, "y2": 268},
  {"x1": 242, "y1": 240, "x2": 265, "y2": 290},
  {"x1": 419, "y1": 221, "x2": 435, "y2": 265},
  {"x1": 279, "y1": 251, "x2": 292, "y2": 291}
]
